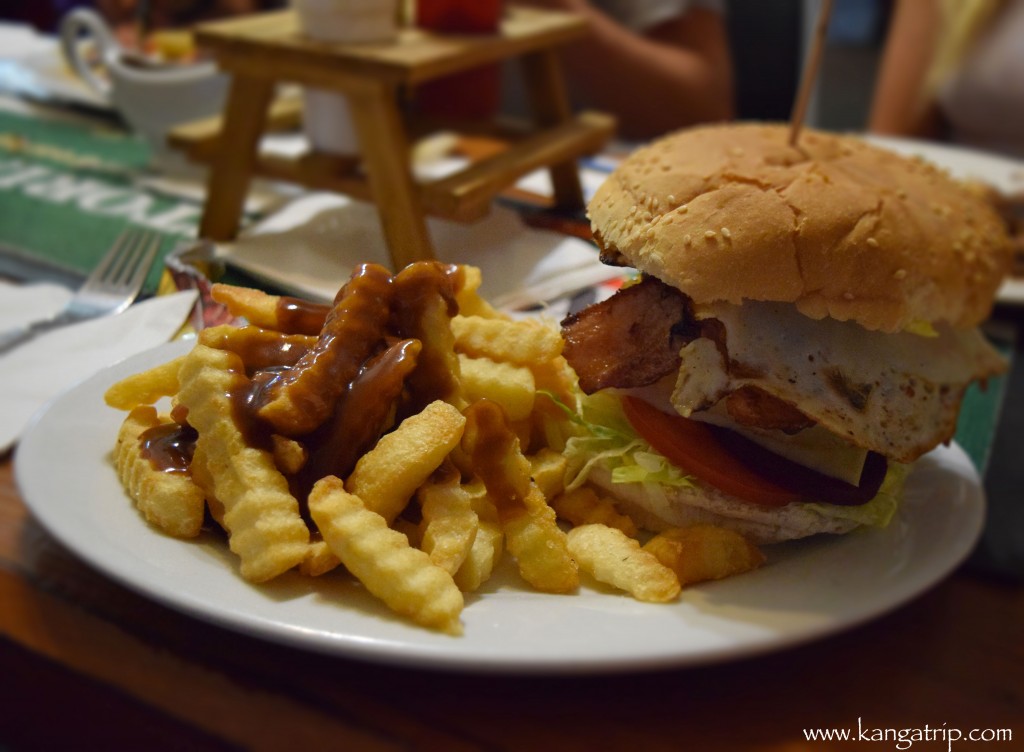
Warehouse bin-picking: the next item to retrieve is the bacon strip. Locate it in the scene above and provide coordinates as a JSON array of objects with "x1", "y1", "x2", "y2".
[
  {"x1": 560, "y1": 277, "x2": 694, "y2": 394},
  {"x1": 562, "y1": 278, "x2": 817, "y2": 432}
]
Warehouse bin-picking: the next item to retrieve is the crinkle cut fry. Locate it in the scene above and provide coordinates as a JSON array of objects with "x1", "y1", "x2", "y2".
[
  {"x1": 114, "y1": 406, "x2": 205, "y2": 538},
  {"x1": 417, "y1": 471, "x2": 480, "y2": 575},
  {"x1": 453, "y1": 265, "x2": 501, "y2": 319},
  {"x1": 255, "y1": 263, "x2": 394, "y2": 436},
  {"x1": 567, "y1": 524, "x2": 680, "y2": 603},
  {"x1": 176, "y1": 344, "x2": 310, "y2": 582},
  {"x1": 462, "y1": 399, "x2": 578, "y2": 593},
  {"x1": 104, "y1": 355, "x2": 185, "y2": 410},
  {"x1": 451, "y1": 315, "x2": 563, "y2": 365},
  {"x1": 309, "y1": 476, "x2": 464, "y2": 634},
  {"x1": 551, "y1": 486, "x2": 638, "y2": 538},
  {"x1": 390, "y1": 261, "x2": 465, "y2": 409},
  {"x1": 211, "y1": 283, "x2": 329, "y2": 335},
  {"x1": 300, "y1": 338, "x2": 421, "y2": 490},
  {"x1": 345, "y1": 400, "x2": 467, "y2": 525},
  {"x1": 199, "y1": 324, "x2": 317, "y2": 371}
]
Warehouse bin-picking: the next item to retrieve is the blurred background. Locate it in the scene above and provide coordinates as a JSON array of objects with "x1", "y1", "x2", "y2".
[
  {"x1": 728, "y1": 0, "x2": 887, "y2": 130},
  {"x1": 0, "y1": 0, "x2": 895, "y2": 133}
]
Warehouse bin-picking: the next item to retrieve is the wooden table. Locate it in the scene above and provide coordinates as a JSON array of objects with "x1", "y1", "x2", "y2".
[
  {"x1": 2, "y1": 452, "x2": 1021, "y2": 749},
  {"x1": 173, "y1": 6, "x2": 615, "y2": 270}
]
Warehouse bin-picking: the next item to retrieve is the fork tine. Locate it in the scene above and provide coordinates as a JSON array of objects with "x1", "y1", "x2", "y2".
[
  {"x1": 82, "y1": 228, "x2": 137, "y2": 290},
  {"x1": 82, "y1": 229, "x2": 161, "y2": 313},
  {"x1": 120, "y1": 232, "x2": 161, "y2": 293},
  {"x1": 0, "y1": 227, "x2": 164, "y2": 354},
  {"x1": 109, "y1": 232, "x2": 143, "y2": 286},
  {"x1": 108, "y1": 230, "x2": 149, "y2": 287}
]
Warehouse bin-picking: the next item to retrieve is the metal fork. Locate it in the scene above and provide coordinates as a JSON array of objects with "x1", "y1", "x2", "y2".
[{"x1": 0, "y1": 228, "x2": 161, "y2": 355}]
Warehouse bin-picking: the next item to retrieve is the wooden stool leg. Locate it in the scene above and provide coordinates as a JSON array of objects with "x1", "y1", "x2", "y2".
[
  {"x1": 346, "y1": 82, "x2": 434, "y2": 269},
  {"x1": 519, "y1": 49, "x2": 585, "y2": 212},
  {"x1": 199, "y1": 74, "x2": 275, "y2": 241}
]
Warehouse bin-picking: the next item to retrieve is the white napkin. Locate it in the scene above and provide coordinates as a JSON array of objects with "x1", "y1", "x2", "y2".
[
  {"x1": 0, "y1": 22, "x2": 56, "y2": 59},
  {"x1": 0, "y1": 23, "x2": 109, "y2": 110},
  {"x1": 216, "y1": 193, "x2": 624, "y2": 310},
  {"x1": 0, "y1": 282, "x2": 197, "y2": 453}
]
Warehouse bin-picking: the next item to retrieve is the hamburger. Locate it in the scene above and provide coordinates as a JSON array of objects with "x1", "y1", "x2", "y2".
[{"x1": 559, "y1": 123, "x2": 1012, "y2": 544}]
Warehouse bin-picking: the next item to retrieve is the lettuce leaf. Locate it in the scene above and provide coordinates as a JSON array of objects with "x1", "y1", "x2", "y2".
[
  {"x1": 801, "y1": 461, "x2": 909, "y2": 528},
  {"x1": 551, "y1": 388, "x2": 906, "y2": 529},
  {"x1": 556, "y1": 390, "x2": 696, "y2": 492}
]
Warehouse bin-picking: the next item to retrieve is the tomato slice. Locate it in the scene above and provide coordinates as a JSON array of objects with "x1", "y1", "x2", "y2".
[{"x1": 621, "y1": 396, "x2": 798, "y2": 507}]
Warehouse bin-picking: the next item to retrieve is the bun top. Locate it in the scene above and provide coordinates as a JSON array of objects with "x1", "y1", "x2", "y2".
[{"x1": 587, "y1": 122, "x2": 1013, "y2": 332}]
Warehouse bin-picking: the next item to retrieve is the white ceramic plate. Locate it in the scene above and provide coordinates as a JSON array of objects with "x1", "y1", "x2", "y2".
[
  {"x1": 16, "y1": 341, "x2": 985, "y2": 674},
  {"x1": 863, "y1": 135, "x2": 1024, "y2": 305}
]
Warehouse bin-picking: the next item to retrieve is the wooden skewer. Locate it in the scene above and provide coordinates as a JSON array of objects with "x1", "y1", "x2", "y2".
[
  {"x1": 789, "y1": 0, "x2": 835, "y2": 146},
  {"x1": 134, "y1": 0, "x2": 151, "y2": 53}
]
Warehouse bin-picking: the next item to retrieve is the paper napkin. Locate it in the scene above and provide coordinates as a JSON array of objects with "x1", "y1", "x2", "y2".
[
  {"x1": 0, "y1": 281, "x2": 197, "y2": 453},
  {"x1": 215, "y1": 193, "x2": 624, "y2": 310}
]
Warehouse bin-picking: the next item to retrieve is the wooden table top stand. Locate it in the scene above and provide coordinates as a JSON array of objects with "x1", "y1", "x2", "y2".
[{"x1": 169, "y1": 7, "x2": 615, "y2": 270}]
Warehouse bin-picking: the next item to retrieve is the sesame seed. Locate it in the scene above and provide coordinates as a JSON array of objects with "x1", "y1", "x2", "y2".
[
  {"x1": 866, "y1": 237, "x2": 879, "y2": 248},
  {"x1": 721, "y1": 227, "x2": 732, "y2": 238},
  {"x1": 705, "y1": 230, "x2": 717, "y2": 239}
]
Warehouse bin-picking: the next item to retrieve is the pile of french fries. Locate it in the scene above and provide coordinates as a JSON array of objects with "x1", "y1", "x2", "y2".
[{"x1": 105, "y1": 261, "x2": 764, "y2": 634}]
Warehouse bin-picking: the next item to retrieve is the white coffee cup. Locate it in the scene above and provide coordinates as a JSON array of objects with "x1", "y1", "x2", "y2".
[
  {"x1": 291, "y1": 0, "x2": 399, "y2": 155},
  {"x1": 292, "y1": 0, "x2": 400, "y2": 43},
  {"x1": 59, "y1": 8, "x2": 229, "y2": 171}
]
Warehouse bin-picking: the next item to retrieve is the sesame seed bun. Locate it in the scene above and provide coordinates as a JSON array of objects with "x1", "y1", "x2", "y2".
[{"x1": 587, "y1": 123, "x2": 1013, "y2": 333}]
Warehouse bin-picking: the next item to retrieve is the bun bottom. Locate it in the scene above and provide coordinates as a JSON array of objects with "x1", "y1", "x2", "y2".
[{"x1": 585, "y1": 466, "x2": 861, "y2": 545}]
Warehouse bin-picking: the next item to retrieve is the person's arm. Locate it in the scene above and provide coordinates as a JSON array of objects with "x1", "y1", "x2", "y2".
[
  {"x1": 868, "y1": 0, "x2": 944, "y2": 137},
  {"x1": 515, "y1": 1, "x2": 733, "y2": 140}
]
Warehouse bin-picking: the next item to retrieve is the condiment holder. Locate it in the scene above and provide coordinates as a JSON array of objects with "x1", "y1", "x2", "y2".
[
  {"x1": 167, "y1": 6, "x2": 615, "y2": 268},
  {"x1": 59, "y1": 8, "x2": 229, "y2": 171}
]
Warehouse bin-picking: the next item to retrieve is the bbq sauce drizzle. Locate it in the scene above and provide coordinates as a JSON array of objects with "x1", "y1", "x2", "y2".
[
  {"x1": 137, "y1": 262, "x2": 466, "y2": 519},
  {"x1": 139, "y1": 422, "x2": 197, "y2": 474}
]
